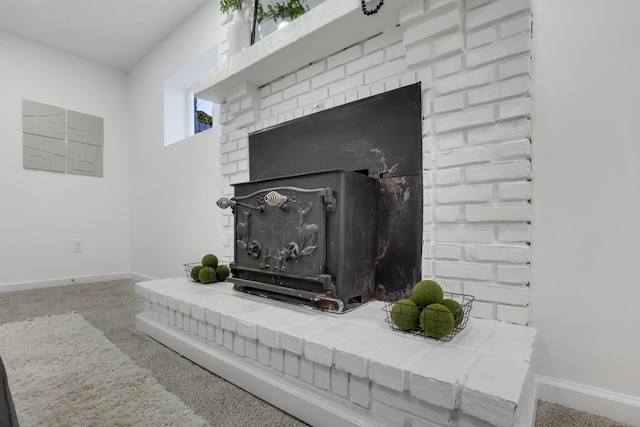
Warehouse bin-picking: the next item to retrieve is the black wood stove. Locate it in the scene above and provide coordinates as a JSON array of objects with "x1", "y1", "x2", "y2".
[
  {"x1": 219, "y1": 169, "x2": 377, "y2": 312},
  {"x1": 217, "y1": 84, "x2": 423, "y2": 312}
]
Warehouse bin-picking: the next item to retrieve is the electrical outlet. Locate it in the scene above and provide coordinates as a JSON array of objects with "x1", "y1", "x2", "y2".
[{"x1": 73, "y1": 239, "x2": 84, "y2": 253}]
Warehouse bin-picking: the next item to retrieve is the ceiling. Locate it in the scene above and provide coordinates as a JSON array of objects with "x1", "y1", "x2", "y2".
[{"x1": 0, "y1": 0, "x2": 210, "y2": 73}]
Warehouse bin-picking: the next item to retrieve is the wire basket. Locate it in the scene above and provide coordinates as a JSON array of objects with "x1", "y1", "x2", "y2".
[
  {"x1": 184, "y1": 261, "x2": 231, "y2": 284},
  {"x1": 382, "y1": 292, "x2": 474, "y2": 341}
]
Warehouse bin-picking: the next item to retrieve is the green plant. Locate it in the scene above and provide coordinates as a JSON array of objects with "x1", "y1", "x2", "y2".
[
  {"x1": 257, "y1": 0, "x2": 308, "y2": 23},
  {"x1": 220, "y1": 0, "x2": 243, "y2": 15}
]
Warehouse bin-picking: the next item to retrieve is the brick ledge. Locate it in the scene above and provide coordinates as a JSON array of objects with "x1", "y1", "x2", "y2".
[{"x1": 135, "y1": 278, "x2": 537, "y2": 426}]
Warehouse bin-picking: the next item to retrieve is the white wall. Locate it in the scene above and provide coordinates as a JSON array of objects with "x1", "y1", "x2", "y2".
[
  {"x1": 128, "y1": 1, "x2": 227, "y2": 279},
  {"x1": 0, "y1": 31, "x2": 130, "y2": 290},
  {"x1": 530, "y1": 0, "x2": 640, "y2": 423}
]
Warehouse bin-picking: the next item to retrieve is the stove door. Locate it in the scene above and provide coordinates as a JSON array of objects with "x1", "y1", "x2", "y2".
[{"x1": 233, "y1": 186, "x2": 331, "y2": 291}]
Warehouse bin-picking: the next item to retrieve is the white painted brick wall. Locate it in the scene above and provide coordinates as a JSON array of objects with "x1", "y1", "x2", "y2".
[
  {"x1": 223, "y1": 329, "x2": 234, "y2": 351},
  {"x1": 369, "y1": 340, "x2": 433, "y2": 392},
  {"x1": 466, "y1": 204, "x2": 531, "y2": 222},
  {"x1": 465, "y1": 244, "x2": 530, "y2": 263},
  {"x1": 271, "y1": 348, "x2": 284, "y2": 372},
  {"x1": 404, "y1": 8, "x2": 462, "y2": 46},
  {"x1": 436, "y1": 224, "x2": 494, "y2": 243},
  {"x1": 257, "y1": 342, "x2": 271, "y2": 366},
  {"x1": 370, "y1": 400, "x2": 406, "y2": 426},
  {"x1": 498, "y1": 223, "x2": 530, "y2": 242},
  {"x1": 334, "y1": 329, "x2": 401, "y2": 378},
  {"x1": 283, "y1": 350, "x2": 300, "y2": 377},
  {"x1": 436, "y1": 261, "x2": 492, "y2": 280},
  {"x1": 314, "y1": 363, "x2": 331, "y2": 391},
  {"x1": 178, "y1": 300, "x2": 190, "y2": 315},
  {"x1": 461, "y1": 354, "x2": 530, "y2": 427},
  {"x1": 304, "y1": 323, "x2": 365, "y2": 367},
  {"x1": 234, "y1": 335, "x2": 245, "y2": 356},
  {"x1": 372, "y1": 383, "x2": 454, "y2": 425},
  {"x1": 497, "y1": 264, "x2": 529, "y2": 284},
  {"x1": 217, "y1": 0, "x2": 532, "y2": 326},
  {"x1": 410, "y1": 347, "x2": 480, "y2": 409},
  {"x1": 437, "y1": 146, "x2": 492, "y2": 168},
  {"x1": 436, "y1": 185, "x2": 493, "y2": 204},
  {"x1": 245, "y1": 337, "x2": 258, "y2": 360},
  {"x1": 215, "y1": 326, "x2": 224, "y2": 346},
  {"x1": 428, "y1": 205, "x2": 449, "y2": 224},
  {"x1": 299, "y1": 357, "x2": 314, "y2": 384},
  {"x1": 496, "y1": 304, "x2": 529, "y2": 325},
  {"x1": 189, "y1": 317, "x2": 198, "y2": 336},
  {"x1": 466, "y1": 0, "x2": 529, "y2": 30},
  {"x1": 331, "y1": 367, "x2": 349, "y2": 398},
  {"x1": 206, "y1": 323, "x2": 215, "y2": 342},
  {"x1": 349, "y1": 374, "x2": 371, "y2": 408}
]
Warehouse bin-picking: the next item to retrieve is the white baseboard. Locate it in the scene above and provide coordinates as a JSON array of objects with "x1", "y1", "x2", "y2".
[
  {"x1": 128, "y1": 272, "x2": 159, "y2": 283},
  {"x1": 535, "y1": 374, "x2": 640, "y2": 426},
  {"x1": 0, "y1": 272, "x2": 133, "y2": 293}
]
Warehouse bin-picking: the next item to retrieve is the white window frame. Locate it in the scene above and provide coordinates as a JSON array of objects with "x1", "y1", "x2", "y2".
[{"x1": 164, "y1": 46, "x2": 218, "y2": 146}]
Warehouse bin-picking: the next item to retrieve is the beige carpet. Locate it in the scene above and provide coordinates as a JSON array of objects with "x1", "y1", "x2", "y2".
[
  {"x1": 0, "y1": 279, "x2": 634, "y2": 426},
  {"x1": 0, "y1": 313, "x2": 209, "y2": 426},
  {"x1": 534, "y1": 400, "x2": 634, "y2": 427},
  {"x1": 0, "y1": 279, "x2": 306, "y2": 427}
]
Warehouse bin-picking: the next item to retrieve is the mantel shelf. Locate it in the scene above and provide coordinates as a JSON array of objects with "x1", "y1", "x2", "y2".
[{"x1": 194, "y1": 0, "x2": 413, "y2": 103}]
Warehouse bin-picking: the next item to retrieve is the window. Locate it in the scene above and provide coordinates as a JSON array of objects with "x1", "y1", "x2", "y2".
[
  {"x1": 194, "y1": 97, "x2": 214, "y2": 134},
  {"x1": 164, "y1": 46, "x2": 218, "y2": 146}
]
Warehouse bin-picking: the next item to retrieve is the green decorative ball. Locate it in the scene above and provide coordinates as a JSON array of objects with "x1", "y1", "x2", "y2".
[
  {"x1": 202, "y1": 254, "x2": 218, "y2": 268},
  {"x1": 216, "y1": 265, "x2": 230, "y2": 281},
  {"x1": 420, "y1": 303, "x2": 455, "y2": 339},
  {"x1": 190, "y1": 265, "x2": 203, "y2": 282},
  {"x1": 390, "y1": 299, "x2": 421, "y2": 331},
  {"x1": 198, "y1": 266, "x2": 217, "y2": 284},
  {"x1": 411, "y1": 280, "x2": 444, "y2": 307},
  {"x1": 441, "y1": 298, "x2": 463, "y2": 327}
]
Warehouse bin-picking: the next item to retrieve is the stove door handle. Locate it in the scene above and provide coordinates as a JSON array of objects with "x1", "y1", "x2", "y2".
[{"x1": 216, "y1": 197, "x2": 263, "y2": 212}]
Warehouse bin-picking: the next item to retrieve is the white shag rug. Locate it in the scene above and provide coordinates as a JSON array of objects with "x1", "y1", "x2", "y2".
[{"x1": 0, "y1": 313, "x2": 209, "y2": 427}]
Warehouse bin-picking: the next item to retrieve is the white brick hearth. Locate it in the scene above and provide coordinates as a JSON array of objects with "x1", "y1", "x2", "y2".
[{"x1": 135, "y1": 279, "x2": 537, "y2": 426}]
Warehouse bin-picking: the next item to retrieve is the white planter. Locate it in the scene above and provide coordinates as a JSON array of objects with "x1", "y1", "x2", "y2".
[
  {"x1": 228, "y1": 8, "x2": 251, "y2": 56},
  {"x1": 257, "y1": 18, "x2": 292, "y2": 41},
  {"x1": 257, "y1": 19, "x2": 277, "y2": 41}
]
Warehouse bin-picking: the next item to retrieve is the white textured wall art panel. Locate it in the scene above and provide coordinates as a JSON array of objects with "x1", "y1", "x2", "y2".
[
  {"x1": 22, "y1": 133, "x2": 66, "y2": 173},
  {"x1": 23, "y1": 100, "x2": 66, "y2": 139},
  {"x1": 66, "y1": 141, "x2": 103, "y2": 177},
  {"x1": 67, "y1": 110, "x2": 104, "y2": 146}
]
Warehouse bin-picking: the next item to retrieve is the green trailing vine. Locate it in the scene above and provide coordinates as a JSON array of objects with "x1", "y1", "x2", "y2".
[
  {"x1": 221, "y1": 0, "x2": 309, "y2": 45},
  {"x1": 257, "y1": 0, "x2": 309, "y2": 24},
  {"x1": 220, "y1": 0, "x2": 243, "y2": 15}
]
